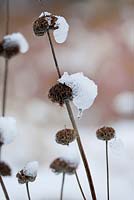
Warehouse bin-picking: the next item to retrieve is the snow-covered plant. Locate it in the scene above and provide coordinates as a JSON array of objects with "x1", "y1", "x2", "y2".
[
  {"x1": 33, "y1": 11, "x2": 69, "y2": 43},
  {"x1": 0, "y1": 116, "x2": 17, "y2": 145},
  {"x1": 0, "y1": 32, "x2": 29, "y2": 58}
]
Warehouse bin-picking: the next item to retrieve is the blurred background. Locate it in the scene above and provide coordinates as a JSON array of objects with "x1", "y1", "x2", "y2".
[{"x1": 0, "y1": 0, "x2": 134, "y2": 199}]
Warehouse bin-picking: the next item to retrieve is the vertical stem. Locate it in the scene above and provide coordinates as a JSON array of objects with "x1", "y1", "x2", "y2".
[
  {"x1": 2, "y1": 58, "x2": 9, "y2": 117},
  {"x1": 106, "y1": 141, "x2": 110, "y2": 200},
  {"x1": 26, "y1": 182, "x2": 31, "y2": 200},
  {"x1": 6, "y1": 0, "x2": 9, "y2": 35},
  {"x1": 60, "y1": 172, "x2": 65, "y2": 200},
  {"x1": 0, "y1": 176, "x2": 10, "y2": 200},
  {"x1": 46, "y1": 31, "x2": 97, "y2": 200},
  {"x1": 47, "y1": 30, "x2": 61, "y2": 78},
  {"x1": 75, "y1": 171, "x2": 86, "y2": 200}
]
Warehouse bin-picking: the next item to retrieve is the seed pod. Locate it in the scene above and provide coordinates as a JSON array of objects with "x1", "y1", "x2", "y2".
[
  {"x1": 0, "y1": 40, "x2": 19, "y2": 59},
  {"x1": 96, "y1": 126, "x2": 115, "y2": 141},
  {"x1": 0, "y1": 161, "x2": 11, "y2": 176},
  {"x1": 16, "y1": 170, "x2": 36, "y2": 184},
  {"x1": 56, "y1": 128, "x2": 76, "y2": 145},
  {"x1": 50, "y1": 158, "x2": 78, "y2": 175},
  {"x1": 48, "y1": 83, "x2": 73, "y2": 106}
]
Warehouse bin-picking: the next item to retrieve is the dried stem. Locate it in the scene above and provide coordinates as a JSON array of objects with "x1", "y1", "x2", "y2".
[
  {"x1": 26, "y1": 182, "x2": 31, "y2": 200},
  {"x1": 46, "y1": 30, "x2": 97, "y2": 200},
  {"x1": 75, "y1": 171, "x2": 87, "y2": 200},
  {"x1": 60, "y1": 172, "x2": 65, "y2": 200},
  {"x1": 106, "y1": 141, "x2": 110, "y2": 200},
  {"x1": 0, "y1": 176, "x2": 10, "y2": 200}
]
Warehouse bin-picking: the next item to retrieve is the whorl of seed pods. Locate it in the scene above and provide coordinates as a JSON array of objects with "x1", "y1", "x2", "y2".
[
  {"x1": 0, "y1": 162, "x2": 11, "y2": 176},
  {"x1": 96, "y1": 126, "x2": 115, "y2": 141},
  {"x1": 56, "y1": 128, "x2": 76, "y2": 145},
  {"x1": 16, "y1": 170, "x2": 36, "y2": 184},
  {"x1": 48, "y1": 83, "x2": 73, "y2": 106},
  {"x1": 50, "y1": 158, "x2": 78, "y2": 175},
  {"x1": 0, "y1": 40, "x2": 19, "y2": 59},
  {"x1": 33, "y1": 14, "x2": 58, "y2": 36}
]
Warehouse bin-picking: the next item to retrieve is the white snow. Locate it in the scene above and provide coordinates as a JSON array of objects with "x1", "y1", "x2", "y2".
[
  {"x1": 0, "y1": 116, "x2": 17, "y2": 145},
  {"x1": 4, "y1": 33, "x2": 29, "y2": 53},
  {"x1": 58, "y1": 72, "x2": 98, "y2": 115},
  {"x1": 23, "y1": 161, "x2": 39, "y2": 177},
  {"x1": 113, "y1": 91, "x2": 134, "y2": 115},
  {"x1": 53, "y1": 16, "x2": 69, "y2": 43},
  {"x1": 39, "y1": 12, "x2": 51, "y2": 18}
]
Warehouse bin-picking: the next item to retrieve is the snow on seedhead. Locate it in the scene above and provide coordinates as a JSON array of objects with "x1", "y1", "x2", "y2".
[
  {"x1": 58, "y1": 72, "x2": 98, "y2": 117},
  {"x1": 0, "y1": 117, "x2": 17, "y2": 145},
  {"x1": 23, "y1": 161, "x2": 39, "y2": 178},
  {"x1": 4, "y1": 33, "x2": 29, "y2": 53},
  {"x1": 53, "y1": 16, "x2": 69, "y2": 43},
  {"x1": 38, "y1": 11, "x2": 69, "y2": 43}
]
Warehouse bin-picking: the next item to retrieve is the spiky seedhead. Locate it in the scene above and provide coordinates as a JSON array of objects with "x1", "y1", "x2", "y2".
[
  {"x1": 50, "y1": 158, "x2": 78, "y2": 175},
  {"x1": 56, "y1": 128, "x2": 76, "y2": 145},
  {"x1": 96, "y1": 126, "x2": 115, "y2": 141},
  {"x1": 0, "y1": 161, "x2": 11, "y2": 176},
  {"x1": 48, "y1": 83, "x2": 73, "y2": 106}
]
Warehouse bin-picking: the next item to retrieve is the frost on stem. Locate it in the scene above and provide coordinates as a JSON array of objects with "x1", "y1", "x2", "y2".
[
  {"x1": 0, "y1": 117, "x2": 17, "y2": 145},
  {"x1": 0, "y1": 161, "x2": 11, "y2": 176},
  {"x1": 50, "y1": 158, "x2": 78, "y2": 175},
  {"x1": 16, "y1": 161, "x2": 39, "y2": 184},
  {"x1": 56, "y1": 128, "x2": 76, "y2": 145},
  {"x1": 58, "y1": 72, "x2": 98, "y2": 117},
  {"x1": 48, "y1": 83, "x2": 73, "y2": 106},
  {"x1": 33, "y1": 11, "x2": 69, "y2": 43},
  {"x1": 96, "y1": 126, "x2": 115, "y2": 141},
  {"x1": 0, "y1": 33, "x2": 29, "y2": 59}
]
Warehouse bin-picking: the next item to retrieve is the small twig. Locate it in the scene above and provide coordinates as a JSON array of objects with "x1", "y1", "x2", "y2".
[
  {"x1": 106, "y1": 141, "x2": 110, "y2": 200},
  {"x1": 46, "y1": 31, "x2": 97, "y2": 200},
  {"x1": 6, "y1": 0, "x2": 9, "y2": 35},
  {"x1": 60, "y1": 172, "x2": 65, "y2": 200},
  {"x1": 26, "y1": 182, "x2": 31, "y2": 200},
  {"x1": 0, "y1": 176, "x2": 10, "y2": 200},
  {"x1": 75, "y1": 171, "x2": 86, "y2": 200}
]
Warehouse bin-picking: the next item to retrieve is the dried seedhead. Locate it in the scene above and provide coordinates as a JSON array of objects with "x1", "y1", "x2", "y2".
[
  {"x1": 33, "y1": 14, "x2": 58, "y2": 36},
  {"x1": 96, "y1": 126, "x2": 115, "y2": 141},
  {"x1": 48, "y1": 83, "x2": 73, "y2": 106},
  {"x1": 0, "y1": 161, "x2": 11, "y2": 176},
  {"x1": 16, "y1": 170, "x2": 36, "y2": 184},
  {"x1": 56, "y1": 128, "x2": 76, "y2": 145},
  {"x1": 50, "y1": 158, "x2": 78, "y2": 175},
  {"x1": 0, "y1": 40, "x2": 19, "y2": 59}
]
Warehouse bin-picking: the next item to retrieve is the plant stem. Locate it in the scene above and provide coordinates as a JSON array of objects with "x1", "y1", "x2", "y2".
[
  {"x1": 60, "y1": 172, "x2": 65, "y2": 200},
  {"x1": 46, "y1": 30, "x2": 97, "y2": 200},
  {"x1": 2, "y1": 58, "x2": 9, "y2": 117},
  {"x1": 75, "y1": 171, "x2": 86, "y2": 200},
  {"x1": 106, "y1": 141, "x2": 110, "y2": 200},
  {"x1": 6, "y1": 0, "x2": 9, "y2": 35},
  {"x1": 26, "y1": 182, "x2": 31, "y2": 200},
  {"x1": 0, "y1": 176, "x2": 10, "y2": 200}
]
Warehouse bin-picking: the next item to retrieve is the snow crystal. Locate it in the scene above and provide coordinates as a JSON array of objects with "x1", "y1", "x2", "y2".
[
  {"x1": 39, "y1": 12, "x2": 51, "y2": 18},
  {"x1": 0, "y1": 117, "x2": 17, "y2": 145},
  {"x1": 4, "y1": 33, "x2": 29, "y2": 53},
  {"x1": 23, "y1": 161, "x2": 39, "y2": 177},
  {"x1": 53, "y1": 16, "x2": 69, "y2": 43},
  {"x1": 58, "y1": 72, "x2": 98, "y2": 115}
]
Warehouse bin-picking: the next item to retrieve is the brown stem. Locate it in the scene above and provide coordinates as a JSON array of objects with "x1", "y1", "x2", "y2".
[
  {"x1": 46, "y1": 31, "x2": 97, "y2": 200},
  {"x1": 6, "y1": 0, "x2": 9, "y2": 35},
  {"x1": 26, "y1": 182, "x2": 31, "y2": 200},
  {"x1": 0, "y1": 176, "x2": 10, "y2": 200},
  {"x1": 106, "y1": 141, "x2": 110, "y2": 200},
  {"x1": 2, "y1": 58, "x2": 9, "y2": 117},
  {"x1": 60, "y1": 172, "x2": 65, "y2": 200},
  {"x1": 75, "y1": 171, "x2": 87, "y2": 200}
]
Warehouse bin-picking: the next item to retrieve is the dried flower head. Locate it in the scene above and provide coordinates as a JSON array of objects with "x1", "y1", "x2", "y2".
[
  {"x1": 0, "y1": 161, "x2": 11, "y2": 176},
  {"x1": 48, "y1": 83, "x2": 73, "y2": 106},
  {"x1": 96, "y1": 126, "x2": 115, "y2": 141},
  {"x1": 33, "y1": 12, "x2": 69, "y2": 43},
  {"x1": 50, "y1": 158, "x2": 78, "y2": 175},
  {"x1": 16, "y1": 161, "x2": 39, "y2": 184},
  {"x1": 56, "y1": 128, "x2": 76, "y2": 145},
  {"x1": 0, "y1": 116, "x2": 17, "y2": 145},
  {"x1": 0, "y1": 33, "x2": 29, "y2": 59}
]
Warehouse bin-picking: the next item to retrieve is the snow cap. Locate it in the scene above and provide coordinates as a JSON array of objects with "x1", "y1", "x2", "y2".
[{"x1": 23, "y1": 161, "x2": 39, "y2": 178}]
